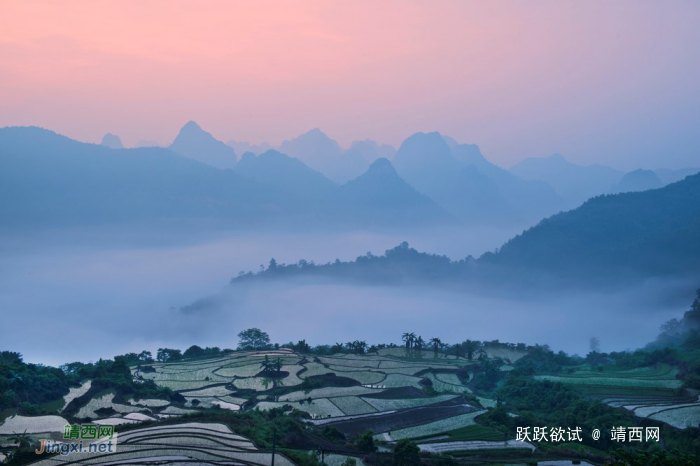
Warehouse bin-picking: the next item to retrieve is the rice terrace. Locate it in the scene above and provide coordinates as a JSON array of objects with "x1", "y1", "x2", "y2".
[{"x1": 2, "y1": 315, "x2": 700, "y2": 465}]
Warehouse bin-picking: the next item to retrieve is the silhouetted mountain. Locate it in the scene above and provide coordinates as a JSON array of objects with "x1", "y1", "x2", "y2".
[
  {"x1": 487, "y1": 173, "x2": 700, "y2": 276},
  {"x1": 234, "y1": 150, "x2": 337, "y2": 199},
  {"x1": 222, "y1": 241, "x2": 458, "y2": 288},
  {"x1": 654, "y1": 168, "x2": 700, "y2": 186},
  {"x1": 611, "y1": 169, "x2": 663, "y2": 194},
  {"x1": 214, "y1": 173, "x2": 700, "y2": 289},
  {"x1": 227, "y1": 139, "x2": 273, "y2": 156},
  {"x1": 340, "y1": 158, "x2": 450, "y2": 225},
  {"x1": 169, "y1": 121, "x2": 237, "y2": 170},
  {"x1": 448, "y1": 140, "x2": 563, "y2": 221},
  {"x1": 510, "y1": 154, "x2": 623, "y2": 207},
  {"x1": 0, "y1": 127, "x2": 298, "y2": 227},
  {"x1": 0, "y1": 127, "x2": 453, "y2": 230},
  {"x1": 392, "y1": 132, "x2": 518, "y2": 224},
  {"x1": 100, "y1": 133, "x2": 123, "y2": 149},
  {"x1": 278, "y1": 128, "x2": 343, "y2": 177},
  {"x1": 327, "y1": 140, "x2": 396, "y2": 184}
]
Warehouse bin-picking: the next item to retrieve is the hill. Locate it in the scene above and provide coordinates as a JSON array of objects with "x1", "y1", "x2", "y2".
[
  {"x1": 392, "y1": 132, "x2": 521, "y2": 225},
  {"x1": 448, "y1": 140, "x2": 563, "y2": 221},
  {"x1": 340, "y1": 158, "x2": 450, "y2": 226},
  {"x1": 0, "y1": 127, "x2": 452, "y2": 230},
  {"x1": 101, "y1": 133, "x2": 123, "y2": 149},
  {"x1": 221, "y1": 172, "x2": 700, "y2": 285},
  {"x1": 169, "y1": 121, "x2": 238, "y2": 169},
  {"x1": 0, "y1": 127, "x2": 291, "y2": 227},
  {"x1": 611, "y1": 168, "x2": 663, "y2": 194},
  {"x1": 487, "y1": 173, "x2": 700, "y2": 276},
  {"x1": 331, "y1": 140, "x2": 397, "y2": 184},
  {"x1": 234, "y1": 149, "x2": 337, "y2": 198},
  {"x1": 278, "y1": 128, "x2": 344, "y2": 178},
  {"x1": 510, "y1": 153, "x2": 623, "y2": 207},
  {"x1": 655, "y1": 167, "x2": 700, "y2": 185}
]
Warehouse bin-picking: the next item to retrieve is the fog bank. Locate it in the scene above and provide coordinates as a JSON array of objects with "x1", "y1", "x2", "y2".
[{"x1": 0, "y1": 228, "x2": 694, "y2": 366}]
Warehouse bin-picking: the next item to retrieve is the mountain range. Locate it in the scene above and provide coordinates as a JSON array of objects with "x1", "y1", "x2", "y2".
[
  {"x1": 0, "y1": 127, "x2": 445, "y2": 229},
  {"x1": 487, "y1": 172, "x2": 700, "y2": 277},
  {"x1": 510, "y1": 153, "x2": 624, "y2": 207},
  {"x1": 3, "y1": 122, "x2": 698, "y2": 235},
  {"x1": 169, "y1": 121, "x2": 238, "y2": 170},
  {"x1": 215, "y1": 171, "x2": 700, "y2": 288},
  {"x1": 510, "y1": 154, "x2": 699, "y2": 207}
]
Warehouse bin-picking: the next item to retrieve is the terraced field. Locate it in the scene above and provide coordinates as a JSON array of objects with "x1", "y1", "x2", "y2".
[
  {"x1": 27, "y1": 422, "x2": 295, "y2": 466},
  {"x1": 379, "y1": 410, "x2": 487, "y2": 441},
  {"x1": 3, "y1": 346, "x2": 532, "y2": 464},
  {"x1": 75, "y1": 349, "x2": 499, "y2": 427},
  {"x1": 532, "y1": 364, "x2": 700, "y2": 429},
  {"x1": 0, "y1": 415, "x2": 70, "y2": 434},
  {"x1": 535, "y1": 364, "x2": 682, "y2": 393}
]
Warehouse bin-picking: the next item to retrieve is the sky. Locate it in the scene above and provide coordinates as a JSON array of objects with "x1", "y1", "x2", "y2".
[{"x1": 1, "y1": 1, "x2": 699, "y2": 169}]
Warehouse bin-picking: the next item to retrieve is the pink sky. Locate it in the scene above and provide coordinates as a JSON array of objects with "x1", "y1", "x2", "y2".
[{"x1": 1, "y1": 1, "x2": 699, "y2": 169}]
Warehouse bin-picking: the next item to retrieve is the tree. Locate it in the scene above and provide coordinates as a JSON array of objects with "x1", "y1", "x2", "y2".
[
  {"x1": 156, "y1": 348, "x2": 182, "y2": 362},
  {"x1": 415, "y1": 336, "x2": 425, "y2": 350},
  {"x1": 0, "y1": 351, "x2": 23, "y2": 365},
  {"x1": 260, "y1": 355, "x2": 274, "y2": 372},
  {"x1": 8, "y1": 370, "x2": 24, "y2": 386},
  {"x1": 402, "y1": 332, "x2": 410, "y2": 348},
  {"x1": 354, "y1": 430, "x2": 377, "y2": 452},
  {"x1": 464, "y1": 340, "x2": 477, "y2": 361},
  {"x1": 137, "y1": 351, "x2": 153, "y2": 363},
  {"x1": 683, "y1": 288, "x2": 700, "y2": 328},
  {"x1": 429, "y1": 337, "x2": 443, "y2": 357},
  {"x1": 402, "y1": 332, "x2": 416, "y2": 349},
  {"x1": 393, "y1": 439, "x2": 422, "y2": 465},
  {"x1": 237, "y1": 328, "x2": 271, "y2": 350},
  {"x1": 294, "y1": 339, "x2": 311, "y2": 353},
  {"x1": 183, "y1": 345, "x2": 205, "y2": 359},
  {"x1": 331, "y1": 342, "x2": 344, "y2": 353}
]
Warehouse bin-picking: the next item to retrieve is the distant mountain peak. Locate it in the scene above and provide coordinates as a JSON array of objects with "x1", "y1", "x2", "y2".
[
  {"x1": 182, "y1": 120, "x2": 201, "y2": 129},
  {"x1": 172, "y1": 120, "x2": 219, "y2": 144},
  {"x1": 398, "y1": 131, "x2": 451, "y2": 153},
  {"x1": 169, "y1": 121, "x2": 237, "y2": 169},
  {"x1": 611, "y1": 168, "x2": 662, "y2": 194},
  {"x1": 365, "y1": 157, "x2": 398, "y2": 177},
  {"x1": 101, "y1": 133, "x2": 123, "y2": 149},
  {"x1": 294, "y1": 128, "x2": 338, "y2": 146},
  {"x1": 393, "y1": 132, "x2": 457, "y2": 174},
  {"x1": 543, "y1": 153, "x2": 576, "y2": 166},
  {"x1": 278, "y1": 128, "x2": 343, "y2": 176}
]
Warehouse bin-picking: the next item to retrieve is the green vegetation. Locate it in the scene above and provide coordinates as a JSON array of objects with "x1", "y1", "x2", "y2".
[
  {"x1": 0, "y1": 351, "x2": 73, "y2": 414},
  {"x1": 392, "y1": 438, "x2": 421, "y2": 465},
  {"x1": 354, "y1": 430, "x2": 377, "y2": 452},
  {"x1": 3, "y1": 290, "x2": 700, "y2": 465},
  {"x1": 238, "y1": 328, "x2": 272, "y2": 350}
]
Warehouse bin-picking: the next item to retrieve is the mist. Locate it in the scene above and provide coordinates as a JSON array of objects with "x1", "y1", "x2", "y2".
[
  {"x1": 0, "y1": 225, "x2": 516, "y2": 364},
  {"x1": 1, "y1": 226, "x2": 694, "y2": 367},
  {"x1": 182, "y1": 276, "x2": 693, "y2": 357}
]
